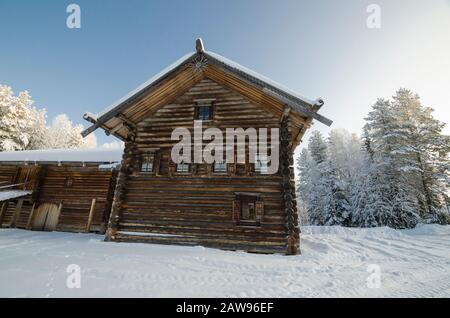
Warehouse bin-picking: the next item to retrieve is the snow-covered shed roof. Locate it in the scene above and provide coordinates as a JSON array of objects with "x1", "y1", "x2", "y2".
[
  {"x1": 0, "y1": 190, "x2": 32, "y2": 202},
  {"x1": 0, "y1": 148, "x2": 123, "y2": 165},
  {"x1": 81, "y1": 38, "x2": 332, "y2": 139}
]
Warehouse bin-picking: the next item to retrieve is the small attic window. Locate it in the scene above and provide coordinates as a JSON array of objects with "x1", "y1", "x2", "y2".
[{"x1": 195, "y1": 99, "x2": 215, "y2": 121}]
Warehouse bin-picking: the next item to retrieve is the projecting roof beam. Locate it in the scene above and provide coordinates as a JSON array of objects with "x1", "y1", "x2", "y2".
[
  {"x1": 262, "y1": 88, "x2": 333, "y2": 127},
  {"x1": 280, "y1": 106, "x2": 291, "y2": 122},
  {"x1": 81, "y1": 123, "x2": 100, "y2": 138},
  {"x1": 116, "y1": 114, "x2": 136, "y2": 129},
  {"x1": 106, "y1": 123, "x2": 124, "y2": 136}
]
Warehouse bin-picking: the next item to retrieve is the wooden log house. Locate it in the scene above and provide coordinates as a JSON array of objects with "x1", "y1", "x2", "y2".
[
  {"x1": 81, "y1": 39, "x2": 332, "y2": 255},
  {"x1": 0, "y1": 149, "x2": 120, "y2": 233}
]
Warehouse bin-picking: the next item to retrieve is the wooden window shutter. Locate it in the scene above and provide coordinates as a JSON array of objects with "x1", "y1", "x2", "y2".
[
  {"x1": 232, "y1": 200, "x2": 241, "y2": 223},
  {"x1": 248, "y1": 163, "x2": 255, "y2": 176},
  {"x1": 168, "y1": 158, "x2": 175, "y2": 177},
  {"x1": 255, "y1": 200, "x2": 264, "y2": 223},
  {"x1": 191, "y1": 163, "x2": 198, "y2": 175},
  {"x1": 136, "y1": 154, "x2": 143, "y2": 174},
  {"x1": 228, "y1": 163, "x2": 235, "y2": 176},
  {"x1": 154, "y1": 151, "x2": 161, "y2": 175}
]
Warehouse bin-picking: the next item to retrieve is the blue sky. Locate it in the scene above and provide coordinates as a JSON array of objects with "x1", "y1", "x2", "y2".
[{"x1": 1, "y1": 0, "x2": 449, "y2": 149}]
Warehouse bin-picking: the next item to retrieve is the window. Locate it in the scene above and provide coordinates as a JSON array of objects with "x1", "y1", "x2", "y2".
[
  {"x1": 141, "y1": 153, "x2": 155, "y2": 172},
  {"x1": 241, "y1": 197, "x2": 256, "y2": 220},
  {"x1": 233, "y1": 194, "x2": 264, "y2": 226},
  {"x1": 213, "y1": 162, "x2": 227, "y2": 173},
  {"x1": 255, "y1": 154, "x2": 268, "y2": 174},
  {"x1": 195, "y1": 99, "x2": 215, "y2": 121},
  {"x1": 176, "y1": 163, "x2": 190, "y2": 173},
  {"x1": 196, "y1": 106, "x2": 212, "y2": 121},
  {"x1": 235, "y1": 164, "x2": 246, "y2": 176}
]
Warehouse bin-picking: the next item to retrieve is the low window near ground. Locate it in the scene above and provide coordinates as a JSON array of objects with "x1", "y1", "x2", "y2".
[
  {"x1": 233, "y1": 194, "x2": 264, "y2": 226},
  {"x1": 241, "y1": 199, "x2": 256, "y2": 220},
  {"x1": 141, "y1": 153, "x2": 155, "y2": 172}
]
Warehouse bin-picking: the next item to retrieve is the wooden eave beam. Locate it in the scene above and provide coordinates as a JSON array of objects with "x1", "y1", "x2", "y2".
[
  {"x1": 280, "y1": 106, "x2": 291, "y2": 122},
  {"x1": 105, "y1": 122, "x2": 125, "y2": 136},
  {"x1": 116, "y1": 114, "x2": 136, "y2": 130},
  {"x1": 293, "y1": 117, "x2": 314, "y2": 148},
  {"x1": 262, "y1": 88, "x2": 333, "y2": 127},
  {"x1": 84, "y1": 113, "x2": 134, "y2": 140}
]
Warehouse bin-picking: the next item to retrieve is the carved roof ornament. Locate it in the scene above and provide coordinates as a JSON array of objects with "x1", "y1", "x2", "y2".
[
  {"x1": 188, "y1": 54, "x2": 209, "y2": 72},
  {"x1": 186, "y1": 38, "x2": 209, "y2": 72}
]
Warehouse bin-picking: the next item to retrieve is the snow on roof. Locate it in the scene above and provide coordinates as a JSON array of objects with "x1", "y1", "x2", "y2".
[
  {"x1": 0, "y1": 148, "x2": 123, "y2": 164},
  {"x1": 85, "y1": 43, "x2": 328, "y2": 128},
  {"x1": 95, "y1": 51, "x2": 196, "y2": 120},
  {"x1": 204, "y1": 50, "x2": 318, "y2": 106},
  {"x1": 0, "y1": 190, "x2": 32, "y2": 202}
]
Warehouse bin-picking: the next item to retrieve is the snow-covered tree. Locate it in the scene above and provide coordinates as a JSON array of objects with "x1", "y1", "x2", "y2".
[
  {"x1": 389, "y1": 89, "x2": 449, "y2": 222},
  {"x1": 0, "y1": 85, "x2": 47, "y2": 151},
  {"x1": 297, "y1": 133, "x2": 328, "y2": 225},
  {"x1": 297, "y1": 88, "x2": 449, "y2": 229},
  {"x1": 44, "y1": 114, "x2": 96, "y2": 149},
  {"x1": 323, "y1": 130, "x2": 354, "y2": 226},
  {"x1": 364, "y1": 97, "x2": 420, "y2": 228},
  {"x1": 297, "y1": 130, "x2": 353, "y2": 226},
  {"x1": 363, "y1": 90, "x2": 449, "y2": 226},
  {"x1": 0, "y1": 85, "x2": 96, "y2": 151}
]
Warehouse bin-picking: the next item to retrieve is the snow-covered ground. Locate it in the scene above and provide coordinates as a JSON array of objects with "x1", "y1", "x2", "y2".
[{"x1": 0, "y1": 225, "x2": 449, "y2": 298}]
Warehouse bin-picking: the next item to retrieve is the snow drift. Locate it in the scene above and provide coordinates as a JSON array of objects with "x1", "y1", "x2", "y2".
[{"x1": 0, "y1": 225, "x2": 449, "y2": 297}]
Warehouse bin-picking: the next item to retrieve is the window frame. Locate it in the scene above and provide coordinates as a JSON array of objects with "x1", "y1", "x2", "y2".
[
  {"x1": 233, "y1": 193, "x2": 264, "y2": 227},
  {"x1": 254, "y1": 154, "x2": 269, "y2": 174},
  {"x1": 175, "y1": 162, "x2": 190, "y2": 174},
  {"x1": 213, "y1": 161, "x2": 227, "y2": 174},
  {"x1": 139, "y1": 150, "x2": 160, "y2": 175},
  {"x1": 140, "y1": 153, "x2": 155, "y2": 173},
  {"x1": 194, "y1": 99, "x2": 215, "y2": 122},
  {"x1": 196, "y1": 105, "x2": 212, "y2": 121}
]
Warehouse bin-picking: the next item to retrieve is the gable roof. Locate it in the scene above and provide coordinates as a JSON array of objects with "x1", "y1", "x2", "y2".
[{"x1": 81, "y1": 39, "x2": 332, "y2": 140}]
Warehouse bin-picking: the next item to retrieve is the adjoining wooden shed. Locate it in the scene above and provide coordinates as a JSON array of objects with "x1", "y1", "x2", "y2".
[
  {"x1": 81, "y1": 39, "x2": 332, "y2": 255},
  {"x1": 0, "y1": 149, "x2": 121, "y2": 233}
]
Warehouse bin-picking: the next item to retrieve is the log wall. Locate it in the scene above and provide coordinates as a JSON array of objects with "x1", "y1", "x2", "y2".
[
  {"x1": 37, "y1": 165, "x2": 117, "y2": 233},
  {"x1": 0, "y1": 166, "x2": 16, "y2": 185},
  {"x1": 109, "y1": 78, "x2": 302, "y2": 254},
  {"x1": 0, "y1": 164, "x2": 118, "y2": 233}
]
